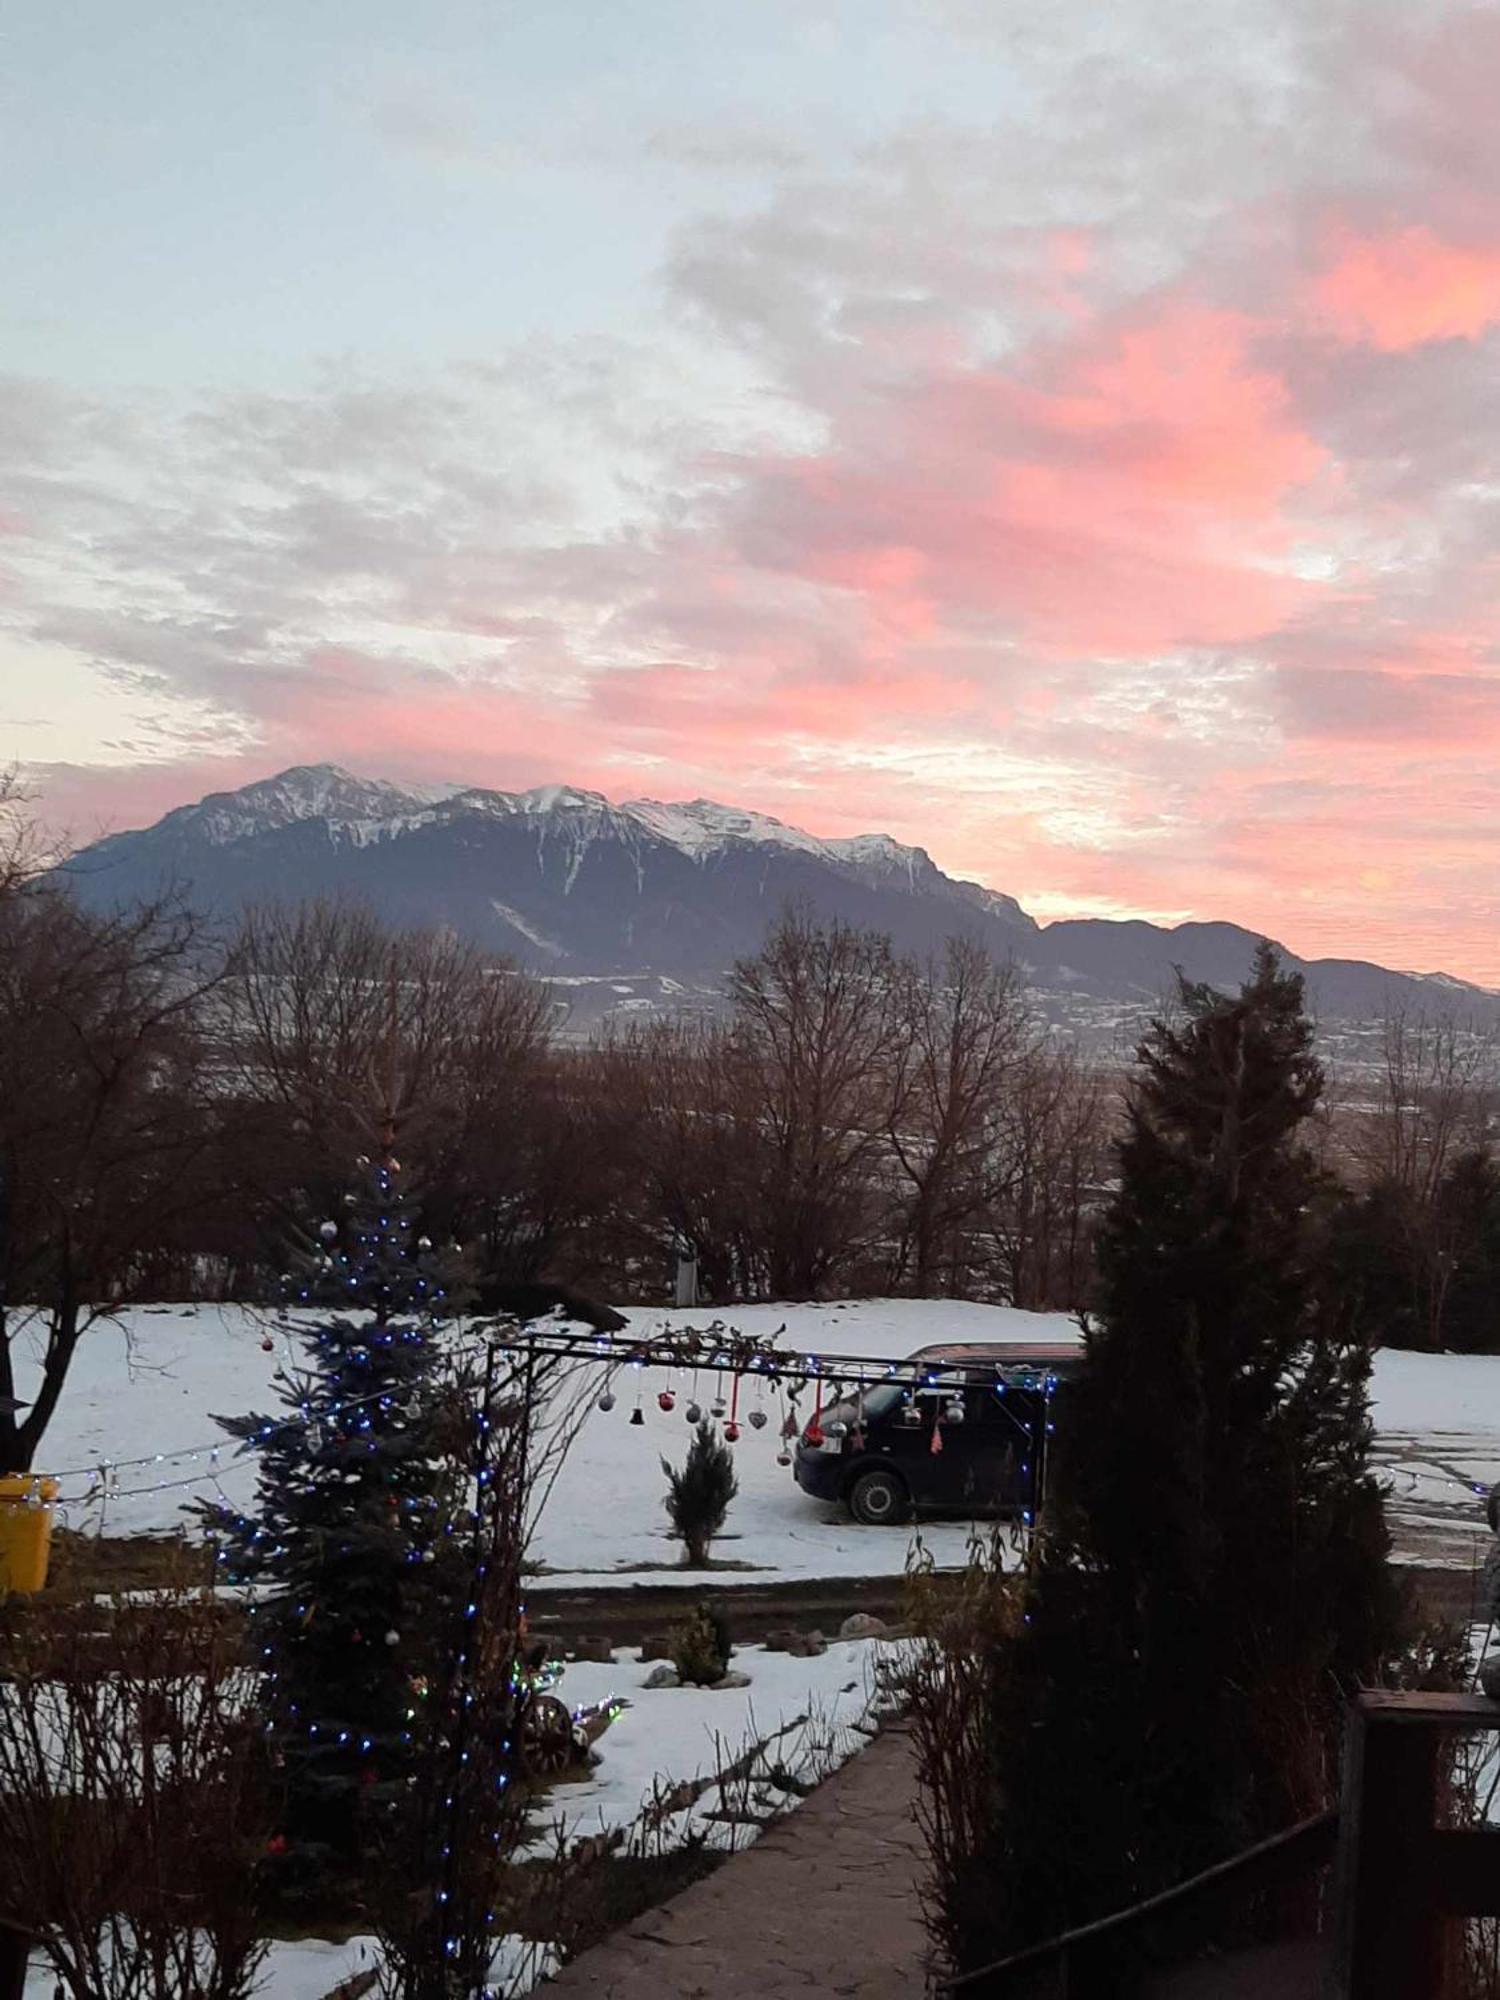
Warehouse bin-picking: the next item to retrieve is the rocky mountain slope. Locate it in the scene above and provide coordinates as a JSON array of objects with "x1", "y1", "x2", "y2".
[{"x1": 54, "y1": 764, "x2": 1500, "y2": 1036}]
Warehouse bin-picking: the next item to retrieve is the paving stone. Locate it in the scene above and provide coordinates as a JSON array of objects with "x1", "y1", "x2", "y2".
[{"x1": 543, "y1": 1725, "x2": 932, "y2": 1998}]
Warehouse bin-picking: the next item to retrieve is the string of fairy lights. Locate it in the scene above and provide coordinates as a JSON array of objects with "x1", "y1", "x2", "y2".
[
  {"x1": 26, "y1": 1318, "x2": 1075, "y2": 1518},
  {"x1": 16, "y1": 1315, "x2": 1488, "y2": 1523}
]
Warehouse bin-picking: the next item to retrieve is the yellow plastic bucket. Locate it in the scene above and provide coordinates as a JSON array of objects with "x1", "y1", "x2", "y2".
[{"x1": 0, "y1": 1475, "x2": 59, "y2": 1594}]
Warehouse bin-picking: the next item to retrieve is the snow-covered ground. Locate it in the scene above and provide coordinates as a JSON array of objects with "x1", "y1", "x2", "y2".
[
  {"x1": 1369, "y1": 1348, "x2": 1500, "y2": 1567},
  {"x1": 25, "y1": 1931, "x2": 555, "y2": 2000},
  {"x1": 19, "y1": 1298, "x2": 1075, "y2": 1582},
  {"x1": 17, "y1": 1631, "x2": 898, "y2": 2000},
  {"x1": 529, "y1": 1634, "x2": 899, "y2": 1856},
  {"x1": 11, "y1": 1297, "x2": 1500, "y2": 1575},
  {"x1": 11, "y1": 1297, "x2": 1500, "y2": 1999}
]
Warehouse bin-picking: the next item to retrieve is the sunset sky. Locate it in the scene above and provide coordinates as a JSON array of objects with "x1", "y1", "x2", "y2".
[{"x1": 8, "y1": 1, "x2": 1500, "y2": 976}]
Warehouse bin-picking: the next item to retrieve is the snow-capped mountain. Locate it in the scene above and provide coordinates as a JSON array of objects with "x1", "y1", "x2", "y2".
[{"x1": 54, "y1": 764, "x2": 1500, "y2": 1035}]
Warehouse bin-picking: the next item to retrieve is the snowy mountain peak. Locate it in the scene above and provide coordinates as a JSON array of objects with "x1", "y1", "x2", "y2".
[
  {"x1": 516, "y1": 784, "x2": 616, "y2": 816},
  {"x1": 55, "y1": 764, "x2": 1500, "y2": 1029},
  {"x1": 120, "y1": 767, "x2": 1025, "y2": 931},
  {"x1": 624, "y1": 796, "x2": 826, "y2": 858},
  {"x1": 164, "y1": 764, "x2": 440, "y2": 846}
]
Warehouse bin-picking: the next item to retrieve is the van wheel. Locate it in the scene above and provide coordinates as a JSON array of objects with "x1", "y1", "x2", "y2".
[{"x1": 848, "y1": 1467, "x2": 910, "y2": 1526}]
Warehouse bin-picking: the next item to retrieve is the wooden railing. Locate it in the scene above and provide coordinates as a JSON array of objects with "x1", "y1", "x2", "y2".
[
  {"x1": 1330, "y1": 1689, "x2": 1500, "y2": 1998},
  {"x1": 936, "y1": 1810, "x2": 1339, "y2": 1999},
  {"x1": 939, "y1": 1689, "x2": 1500, "y2": 2000}
]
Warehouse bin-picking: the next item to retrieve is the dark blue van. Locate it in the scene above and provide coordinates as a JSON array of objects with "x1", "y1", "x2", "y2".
[{"x1": 792, "y1": 1341, "x2": 1081, "y2": 1525}]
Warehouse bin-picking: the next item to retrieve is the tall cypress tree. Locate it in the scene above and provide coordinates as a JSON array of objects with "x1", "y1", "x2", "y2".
[
  {"x1": 969, "y1": 946, "x2": 1399, "y2": 1965},
  {"x1": 200, "y1": 1152, "x2": 471, "y2": 1903}
]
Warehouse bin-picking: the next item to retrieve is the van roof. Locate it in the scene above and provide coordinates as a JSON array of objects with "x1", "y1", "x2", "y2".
[{"x1": 907, "y1": 1341, "x2": 1082, "y2": 1367}]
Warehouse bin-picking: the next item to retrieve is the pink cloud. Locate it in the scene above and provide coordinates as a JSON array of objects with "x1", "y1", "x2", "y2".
[
  {"x1": 1311, "y1": 226, "x2": 1500, "y2": 351},
  {"x1": 26, "y1": 3, "x2": 1500, "y2": 986},
  {"x1": 735, "y1": 303, "x2": 1325, "y2": 654}
]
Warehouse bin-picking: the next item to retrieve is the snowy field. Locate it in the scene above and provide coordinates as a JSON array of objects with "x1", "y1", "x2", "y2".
[
  {"x1": 20, "y1": 1298, "x2": 1074, "y2": 1582},
  {"x1": 12, "y1": 1296, "x2": 1500, "y2": 1576}
]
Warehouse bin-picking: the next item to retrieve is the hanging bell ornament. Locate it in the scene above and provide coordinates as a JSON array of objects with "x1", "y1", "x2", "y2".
[
  {"x1": 780, "y1": 1414, "x2": 799, "y2": 1441},
  {"x1": 748, "y1": 1408, "x2": 768, "y2": 1430},
  {"x1": 685, "y1": 1402, "x2": 703, "y2": 1425},
  {"x1": 658, "y1": 1389, "x2": 676, "y2": 1413},
  {"x1": 711, "y1": 1399, "x2": 727, "y2": 1419},
  {"x1": 629, "y1": 1406, "x2": 645, "y2": 1427},
  {"x1": 597, "y1": 1392, "x2": 617, "y2": 1413},
  {"x1": 724, "y1": 1421, "x2": 741, "y2": 1444}
]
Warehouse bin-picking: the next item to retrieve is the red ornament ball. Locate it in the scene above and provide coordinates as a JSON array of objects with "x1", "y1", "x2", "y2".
[{"x1": 657, "y1": 1390, "x2": 676, "y2": 1412}]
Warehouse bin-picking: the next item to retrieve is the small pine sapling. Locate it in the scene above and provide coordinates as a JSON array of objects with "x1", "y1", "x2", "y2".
[{"x1": 661, "y1": 1420, "x2": 738, "y2": 1568}]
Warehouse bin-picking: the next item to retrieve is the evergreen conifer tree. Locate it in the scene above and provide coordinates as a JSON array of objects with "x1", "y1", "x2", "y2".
[
  {"x1": 661, "y1": 1420, "x2": 738, "y2": 1566},
  {"x1": 201, "y1": 1152, "x2": 471, "y2": 1901},
  {"x1": 966, "y1": 946, "x2": 1400, "y2": 1967}
]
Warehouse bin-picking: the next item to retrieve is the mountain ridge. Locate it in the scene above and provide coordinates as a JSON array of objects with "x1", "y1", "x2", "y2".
[{"x1": 53, "y1": 763, "x2": 1499, "y2": 1032}]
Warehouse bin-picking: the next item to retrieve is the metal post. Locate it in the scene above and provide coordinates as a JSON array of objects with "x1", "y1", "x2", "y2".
[
  {"x1": 673, "y1": 1241, "x2": 699, "y2": 1308},
  {"x1": 0, "y1": 1924, "x2": 29, "y2": 2000}
]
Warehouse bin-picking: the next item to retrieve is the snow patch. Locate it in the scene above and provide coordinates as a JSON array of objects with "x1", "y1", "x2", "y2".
[{"x1": 490, "y1": 901, "x2": 563, "y2": 955}]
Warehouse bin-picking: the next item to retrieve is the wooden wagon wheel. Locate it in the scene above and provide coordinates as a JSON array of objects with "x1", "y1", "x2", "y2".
[{"x1": 520, "y1": 1692, "x2": 575, "y2": 1777}]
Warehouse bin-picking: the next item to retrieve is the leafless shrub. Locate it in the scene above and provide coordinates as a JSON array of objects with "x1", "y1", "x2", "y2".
[
  {"x1": 900, "y1": 1536, "x2": 1021, "y2": 1968},
  {"x1": 0, "y1": 1567, "x2": 268, "y2": 2000}
]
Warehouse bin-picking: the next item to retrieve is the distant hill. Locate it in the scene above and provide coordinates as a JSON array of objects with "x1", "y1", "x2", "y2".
[{"x1": 53, "y1": 763, "x2": 1500, "y2": 1039}]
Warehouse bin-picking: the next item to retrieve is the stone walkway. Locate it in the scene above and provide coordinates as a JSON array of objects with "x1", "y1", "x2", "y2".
[{"x1": 543, "y1": 1724, "x2": 933, "y2": 1999}]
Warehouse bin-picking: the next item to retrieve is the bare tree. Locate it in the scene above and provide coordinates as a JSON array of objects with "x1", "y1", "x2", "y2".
[
  {"x1": 213, "y1": 900, "x2": 551, "y2": 1251},
  {"x1": 727, "y1": 909, "x2": 900, "y2": 1299},
  {"x1": 885, "y1": 939, "x2": 1037, "y2": 1295},
  {"x1": 1357, "y1": 1006, "x2": 1496, "y2": 1202},
  {"x1": 0, "y1": 885, "x2": 220, "y2": 1472},
  {"x1": 990, "y1": 1043, "x2": 1114, "y2": 1311},
  {"x1": 0, "y1": 765, "x2": 49, "y2": 898},
  {"x1": 1331, "y1": 1007, "x2": 1500, "y2": 1347},
  {"x1": 596, "y1": 1018, "x2": 772, "y2": 1301}
]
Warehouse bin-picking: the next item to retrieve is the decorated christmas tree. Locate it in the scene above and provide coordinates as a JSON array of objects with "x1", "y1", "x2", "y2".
[{"x1": 200, "y1": 1151, "x2": 473, "y2": 1902}]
